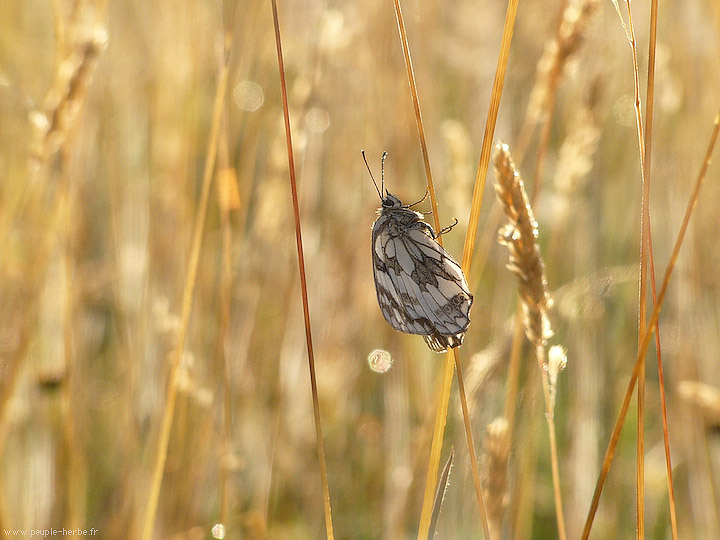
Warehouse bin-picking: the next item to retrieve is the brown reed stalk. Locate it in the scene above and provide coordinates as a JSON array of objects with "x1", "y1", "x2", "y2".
[
  {"x1": 492, "y1": 142, "x2": 567, "y2": 540},
  {"x1": 140, "y1": 61, "x2": 229, "y2": 540},
  {"x1": 271, "y1": 1, "x2": 335, "y2": 539},
  {"x1": 391, "y1": 2, "x2": 491, "y2": 538},
  {"x1": 642, "y1": 0, "x2": 679, "y2": 536},
  {"x1": 581, "y1": 112, "x2": 720, "y2": 540},
  {"x1": 615, "y1": 0, "x2": 668, "y2": 534}
]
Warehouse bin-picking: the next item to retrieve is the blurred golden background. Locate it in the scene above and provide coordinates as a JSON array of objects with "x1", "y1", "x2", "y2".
[{"x1": 1, "y1": 0, "x2": 720, "y2": 539}]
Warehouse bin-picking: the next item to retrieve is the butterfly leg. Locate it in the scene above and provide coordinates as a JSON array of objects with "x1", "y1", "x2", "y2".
[
  {"x1": 404, "y1": 187, "x2": 430, "y2": 208},
  {"x1": 436, "y1": 217, "x2": 459, "y2": 238}
]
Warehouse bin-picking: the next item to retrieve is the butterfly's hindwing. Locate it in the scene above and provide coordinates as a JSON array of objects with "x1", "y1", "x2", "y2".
[{"x1": 371, "y1": 198, "x2": 473, "y2": 352}]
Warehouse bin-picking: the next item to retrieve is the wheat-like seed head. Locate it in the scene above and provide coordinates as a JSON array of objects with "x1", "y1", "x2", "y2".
[
  {"x1": 30, "y1": 25, "x2": 107, "y2": 164},
  {"x1": 493, "y1": 141, "x2": 553, "y2": 348},
  {"x1": 481, "y1": 417, "x2": 511, "y2": 540},
  {"x1": 527, "y1": 0, "x2": 601, "y2": 123}
]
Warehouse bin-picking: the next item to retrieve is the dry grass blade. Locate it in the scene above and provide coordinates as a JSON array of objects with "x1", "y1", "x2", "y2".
[
  {"x1": 454, "y1": 349, "x2": 492, "y2": 539},
  {"x1": 392, "y1": 0, "x2": 441, "y2": 235},
  {"x1": 391, "y1": 2, "x2": 490, "y2": 538},
  {"x1": 461, "y1": 0, "x2": 518, "y2": 273},
  {"x1": 413, "y1": 1, "x2": 518, "y2": 538},
  {"x1": 615, "y1": 0, "x2": 665, "y2": 534},
  {"x1": 391, "y1": 3, "x2": 446, "y2": 536},
  {"x1": 427, "y1": 447, "x2": 454, "y2": 540},
  {"x1": 642, "y1": 0, "x2": 678, "y2": 537},
  {"x1": 580, "y1": 112, "x2": 720, "y2": 540},
  {"x1": 271, "y1": 1, "x2": 335, "y2": 539},
  {"x1": 621, "y1": 0, "x2": 649, "y2": 534},
  {"x1": 492, "y1": 142, "x2": 567, "y2": 540},
  {"x1": 140, "y1": 60, "x2": 229, "y2": 540}
]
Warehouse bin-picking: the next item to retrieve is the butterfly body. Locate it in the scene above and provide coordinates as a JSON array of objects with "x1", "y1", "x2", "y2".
[{"x1": 370, "y1": 190, "x2": 473, "y2": 352}]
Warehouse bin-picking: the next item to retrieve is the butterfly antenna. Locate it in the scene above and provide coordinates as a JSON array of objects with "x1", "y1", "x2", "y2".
[
  {"x1": 381, "y1": 151, "x2": 388, "y2": 198},
  {"x1": 362, "y1": 150, "x2": 383, "y2": 200}
]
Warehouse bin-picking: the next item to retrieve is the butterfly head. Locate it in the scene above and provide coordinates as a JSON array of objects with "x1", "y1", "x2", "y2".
[{"x1": 382, "y1": 192, "x2": 403, "y2": 209}]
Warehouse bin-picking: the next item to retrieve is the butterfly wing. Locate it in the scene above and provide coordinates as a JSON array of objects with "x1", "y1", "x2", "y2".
[{"x1": 372, "y1": 213, "x2": 473, "y2": 352}]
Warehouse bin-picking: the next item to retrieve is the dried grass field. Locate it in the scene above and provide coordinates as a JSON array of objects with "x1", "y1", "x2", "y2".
[{"x1": 1, "y1": 0, "x2": 720, "y2": 539}]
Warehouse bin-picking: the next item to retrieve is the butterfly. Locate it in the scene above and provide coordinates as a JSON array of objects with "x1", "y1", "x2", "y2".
[{"x1": 364, "y1": 151, "x2": 473, "y2": 352}]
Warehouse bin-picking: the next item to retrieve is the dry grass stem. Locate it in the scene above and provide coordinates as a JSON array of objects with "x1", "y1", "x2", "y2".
[
  {"x1": 427, "y1": 448, "x2": 454, "y2": 540},
  {"x1": 3, "y1": 2, "x2": 719, "y2": 538},
  {"x1": 392, "y1": 2, "x2": 490, "y2": 538},
  {"x1": 620, "y1": 3, "x2": 649, "y2": 536},
  {"x1": 217, "y1": 110, "x2": 236, "y2": 530},
  {"x1": 453, "y1": 349, "x2": 492, "y2": 540},
  {"x1": 641, "y1": 0, "x2": 679, "y2": 536},
  {"x1": 615, "y1": 0, "x2": 665, "y2": 534},
  {"x1": 140, "y1": 60, "x2": 229, "y2": 540},
  {"x1": 581, "y1": 112, "x2": 720, "y2": 540},
  {"x1": 271, "y1": 1, "x2": 335, "y2": 538},
  {"x1": 460, "y1": 0, "x2": 518, "y2": 273},
  {"x1": 391, "y1": 2, "x2": 458, "y2": 536}
]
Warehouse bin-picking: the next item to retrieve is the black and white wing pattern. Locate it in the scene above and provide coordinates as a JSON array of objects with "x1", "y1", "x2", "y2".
[{"x1": 371, "y1": 192, "x2": 473, "y2": 353}]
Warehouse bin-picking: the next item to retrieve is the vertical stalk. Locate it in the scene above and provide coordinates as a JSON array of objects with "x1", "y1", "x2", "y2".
[{"x1": 271, "y1": 1, "x2": 335, "y2": 538}]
